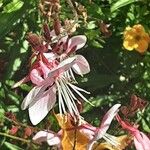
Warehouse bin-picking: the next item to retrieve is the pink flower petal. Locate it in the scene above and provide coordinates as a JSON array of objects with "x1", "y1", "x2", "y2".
[
  {"x1": 67, "y1": 35, "x2": 87, "y2": 53},
  {"x1": 21, "y1": 85, "x2": 47, "y2": 110},
  {"x1": 116, "y1": 115, "x2": 137, "y2": 132},
  {"x1": 33, "y1": 130, "x2": 61, "y2": 146},
  {"x1": 97, "y1": 104, "x2": 121, "y2": 139},
  {"x1": 79, "y1": 124, "x2": 96, "y2": 140},
  {"x1": 39, "y1": 61, "x2": 50, "y2": 78},
  {"x1": 48, "y1": 56, "x2": 76, "y2": 78},
  {"x1": 33, "y1": 131, "x2": 49, "y2": 144},
  {"x1": 47, "y1": 132, "x2": 61, "y2": 146},
  {"x1": 72, "y1": 55, "x2": 90, "y2": 75},
  {"x1": 28, "y1": 85, "x2": 56, "y2": 125},
  {"x1": 87, "y1": 104, "x2": 121, "y2": 150},
  {"x1": 134, "y1": 132, "x2": 150, "y2": 150},
  {"x1": 59, "y1": 36, "x2": 68, "y2": 44},
  {"x1": 30, "y1": 68, "x2": 44, "y2": 85}
]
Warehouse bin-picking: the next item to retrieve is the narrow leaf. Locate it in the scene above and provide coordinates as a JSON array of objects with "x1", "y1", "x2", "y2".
[{"x1": 111, "y1": 0, "x2": 135, "y2": 12}]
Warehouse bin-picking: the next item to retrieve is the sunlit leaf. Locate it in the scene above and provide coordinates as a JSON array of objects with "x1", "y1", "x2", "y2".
[
  {"x1": 111, "y1": 0, "x2": 135, "y2": 12},
  {"x1": 4, "y1": 142, "x2": 23, "y2": 150},
  {"x1": 3, "y1": 0, "x2": 24, "y2": 13},
  {"x1": 0, "y1": 1, "x2": 31, "y2": 39}
]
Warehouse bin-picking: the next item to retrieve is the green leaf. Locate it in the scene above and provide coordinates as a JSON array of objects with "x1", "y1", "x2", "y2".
[
  {"x1": 4, "y1": 142, "x2": 23, "y2": 150},
  {"x1": 142, "y1": 119, "x2": 150, "y2": 132},
  {"x1": 0, "y1": 1, "x2": 31, "y2": 39},
  {"x1": 3, "y1": 0, "x2": 24, "y2": 13},
  {"x1": 111, "y1": 0, "x2": 135, "y2": 12},
  {"x1": 92, "y1": 40, "x2": 103, "y2": 48},
  {"x1": 87, "y1": 21, "x2": 96, "y2": 30}
]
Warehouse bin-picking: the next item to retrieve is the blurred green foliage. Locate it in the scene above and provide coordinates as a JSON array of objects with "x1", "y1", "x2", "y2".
[{"x1": 0, "y1": 0, "x2": 150, "y2": 149}]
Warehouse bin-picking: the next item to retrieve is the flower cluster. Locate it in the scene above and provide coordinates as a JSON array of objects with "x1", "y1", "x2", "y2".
[
  {"x1": 13, "y1": 21, "x2": 150, "y2": 150},
  {"x1": 13, "y1": 22, "x2": 91, "y2": 125},
  {"x1": 33, "y1": 104, "x2": 150, "y2": 150},
  {"x1": 123, "y1": 24, "x2": 150, "y2": 53}
]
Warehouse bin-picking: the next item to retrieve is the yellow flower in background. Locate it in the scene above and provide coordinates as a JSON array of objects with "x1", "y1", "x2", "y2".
[{"x1": 123, "y1": 24, "x2": 150, "y2": 53}]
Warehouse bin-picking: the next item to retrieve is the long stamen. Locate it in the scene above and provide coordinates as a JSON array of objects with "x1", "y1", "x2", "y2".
[
  {"x1": 61, "y1": 79, "x2": 79, "y2": 113},
  {"x1": 67, "y1": 82, "x2": 93, "y2": 106},
  {"x1": 59, "y1": 79, "x2": 79, "y2": 115},
  {"x1": 103, "y1": 133, "x2": 120, "y2": 147},
  {"x1": 69, "y1": 68, "x2": 76, "y2": 81},
  {"x1": 58, "y1": 79, "x2": 75, "y2": 115},
  {"x1": 67, "y1": 82, "x2": 90, "y2": 94},
  {"x1": 56, "y1": 80, "x2": 67, "y2": 115}
]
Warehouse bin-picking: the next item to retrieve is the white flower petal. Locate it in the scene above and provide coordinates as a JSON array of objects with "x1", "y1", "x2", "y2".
[
  {"x1": 33, "y1": 131, "x2": 49, "y2": 144},
  {"x1": 43, "y1": 52, "x2": 57, "y2": 61},
  {"x1": 47, "y1": 132, "x2": 61, "y2": 146},
  {"x1": 67, "y1": 35, "x2": 87, "y2": 52},
  {"x1": 97, "y1": 104, "x2": 121, "y2": 139},
  {"x1": 21, "y1": 86, "x2": 45, "y2": 110},
  {"x1": 134, "y1": 132, "x2": 150, "y2": 150},
  {"x1": 72, "y1": 55, "x2": 90, "y2": 76},
  {"x1": 48, "y1": 56, "x2": 76, "y2": 78},
  {"x1": 28, "y1": 85, "x2": 56, "y2": 125}
]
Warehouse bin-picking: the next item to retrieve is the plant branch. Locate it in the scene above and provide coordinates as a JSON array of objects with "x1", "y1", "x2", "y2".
[{"x1": 0, "y1": 132, "x2": 30, "y2": 143}]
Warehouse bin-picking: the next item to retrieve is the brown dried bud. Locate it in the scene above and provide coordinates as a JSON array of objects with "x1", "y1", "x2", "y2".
[
  {"x1": 5, "y1": 112, "x2": 16, "y2": 121},
  {"x1": 43, "y1": 23, "x2": 51, "y2": 42},
  {"x1": 26, "y1": 33, "x2": 47, "y2": 52},
  {"x1": 26, "y1": 33, "x2": 41, "y2": 47},
  {"x1": 53, "y1": 18, "x2": 61, "y2": 35},
  {"x1": 99, "y1": 21, "x2": 112, "y2": 38}
]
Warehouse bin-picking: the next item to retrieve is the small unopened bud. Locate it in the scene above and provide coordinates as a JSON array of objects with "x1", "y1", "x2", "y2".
[
  {"x1": 5, "y1": 112, "x2": 16, "y2": 121},
  {"x1": 53, "y1": 18, "x2": 61, "y2": 35},
  {"x1": 9, "y1": 126, "x2": 19, "y2": 135},
  {"x1": 26, "y1": 33, "x2": 47, "y2": 52},
  {"x1": 24, "y1": 127, "x2": 32, "y2": 138},
  {"x1": 43, "y1": 23, "x2": 51, "y2": 42},
  {"x1": 26, "y1": 33, "x2": 41, "y2": 46}
]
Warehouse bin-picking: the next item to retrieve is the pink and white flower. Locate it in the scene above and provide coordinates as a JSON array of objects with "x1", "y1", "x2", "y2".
[
  {"x1": 33, "y1": 104, "x2": 121, "y2": 149},
  {"x1": 21, "y1": 55, "x2": 91, "y2": 125},
  {"x1": 13, "y1": 32, "x2": 90, "y2": 125},
  {"x1": 116, "y1": 115, "x2": 150, "y2": 150},
  {"x1": 87, "y1": 104, "x2": 121, "y2": 150},
  {"x1": 51, "y1": 35, "x2": 90, "y2": 75},
  {"x1": 32, "y1": 130, "x2": 62, "y2": 149}
]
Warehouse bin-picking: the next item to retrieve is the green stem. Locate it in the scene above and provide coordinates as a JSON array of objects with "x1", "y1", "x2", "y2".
[{"x1": 0, "y1": 132, "x2": 30, "y2": 143}]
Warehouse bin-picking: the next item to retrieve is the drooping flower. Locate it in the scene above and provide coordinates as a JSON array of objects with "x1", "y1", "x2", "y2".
[
  {"x1": 33, "y1": 104, "x2": 129, "y2": 150},
  {"x1": 116, "y1": 114, "x2": 150, "y2": 150},
  {"x1": 123, "y1": 24, "x2": 150, "y2": 53},
  {"x1": 87, "y1": 104, "x2": 122, "y2": 150}
]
